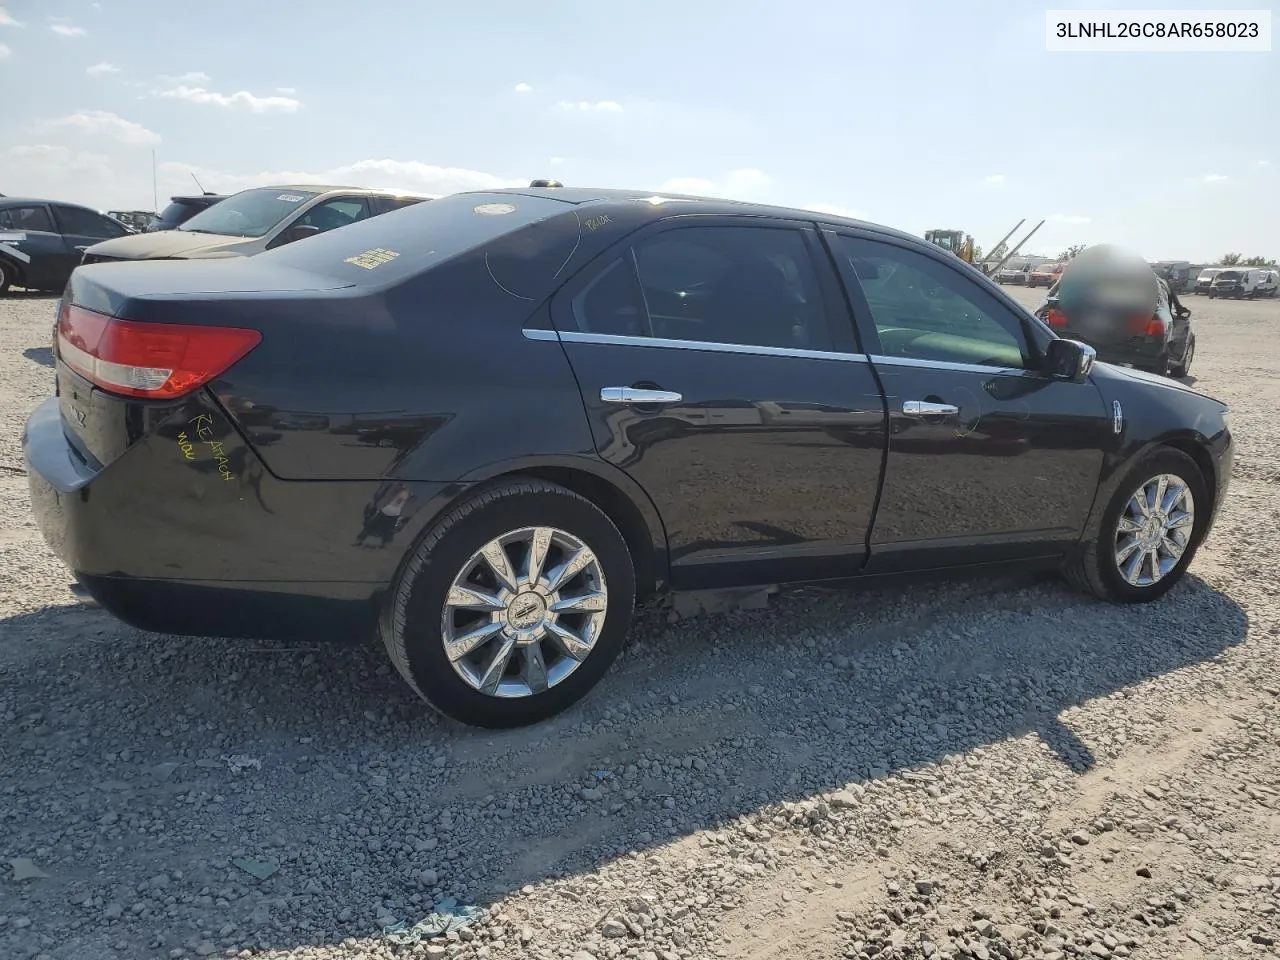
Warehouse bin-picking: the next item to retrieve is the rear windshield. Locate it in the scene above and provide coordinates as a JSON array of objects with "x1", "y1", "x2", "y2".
[
  {"x1": 180, "y1": 187, "x2": 320, "y2": 238},
  {"x1": 1217, "y1": 271, "x2": 1241, "y2": 280},
  {"x1": 259, "y1": 191, "x2": 577, "y2": 285},
  {"x1": 157, "y1": 200, "x2": 205, "y2": 221}
]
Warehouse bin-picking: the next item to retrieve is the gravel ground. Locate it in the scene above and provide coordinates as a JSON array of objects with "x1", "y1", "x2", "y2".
[{"x1": 2, "y1": 286, "x2": 1279, "y2": 960}]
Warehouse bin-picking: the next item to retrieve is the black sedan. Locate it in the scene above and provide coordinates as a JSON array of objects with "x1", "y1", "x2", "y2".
[
  {"x1": 0, "y1": 197, "x2": 133, "y2": 294},
  {"x1": 24, "y1": 186, "x2": 1234, "y2": 729}
]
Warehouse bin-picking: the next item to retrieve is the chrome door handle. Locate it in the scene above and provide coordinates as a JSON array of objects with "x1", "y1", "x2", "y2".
[
  {"x1": 601, "y1": 387, "x2": 683, "y2": 405},
  {"x1": 902, "y1": 400, "x2": 959, "y2": 417}
]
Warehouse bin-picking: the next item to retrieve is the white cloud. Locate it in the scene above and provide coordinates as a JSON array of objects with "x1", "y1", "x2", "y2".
[
  {"x1": 799, "y1": 202, "x2": 867, "y2": 221},
  {"x1": 160, "y1": 71, "x2": 211, "y2": 84},
  {"x1": 0, "y1": 42, "x2": 9, "y2": 59},
  {"x1": 0, "y1": 6, "x2": 23, "y2": 26},
  {"x1": 556, "y1": 99, "x2": 623, "y2": 112},
  {"x1": 276, "y1": 86, "x2": 296, "y2": 94},
  {"x1": 657, "y1": 168, "x2": 771, "y2": 200},
  {"x1": 50, "y1": 21, "x2": 87, "y2": 37},
  {"x1": 157, "y1": 84, "x2": 301, "y2": 113},
  {"x1": 87, "y1": 61, "x2": 120, "y2": 75},
  {"x1": 983, "y1": 174, "x2": 1006, "y2": 185},
  {"x1": 1256, "y1": 160, "x2": 1270, "y2": 167},
  {"x1": 549, "y1": 156, "x2": 565, "y2": 165},
  {"x1": 1049, "y1": 213, "x2": 1092, "y2": 224},
  {"x1": 7, "y1": 143, "x2": 111, "y2": 176},
  {"x1": 1203, "y1": 173, "x2": 1228, "y2": 183},
  {"x1": 43, "y1": 109, "x2": 160, "y2": 145},
  {"x1": 514, "y1": 82, "x2": 533, "y2": 93}
]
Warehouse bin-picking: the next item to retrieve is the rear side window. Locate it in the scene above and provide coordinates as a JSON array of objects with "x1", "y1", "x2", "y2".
[
  {"x1": 0, "y1": 205, "x2": 55, "y2": 232},
  {"x1": 570, "y1": 225, "x2": 833, "y2": 352},
  {"x1": 259, "y1": 191, "x2": 577, "y2": 285}
]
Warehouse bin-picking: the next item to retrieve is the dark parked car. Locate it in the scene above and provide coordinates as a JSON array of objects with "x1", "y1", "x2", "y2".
[
  {"x1": 0, "y1": 197, "x2": 132, "y2": 294},
  {"x1": 149, "y1": 193, "x2": 229, "y2": 232},
  {"x1": 25, "y1": 187, "x2": 1233, "y2": 729},
  {"x1": 1039, "y1": 251, "x2": 1195, "y2": 378},
  {"x1": 80, "y1": 184, "x2": 434, "y2": 265}
]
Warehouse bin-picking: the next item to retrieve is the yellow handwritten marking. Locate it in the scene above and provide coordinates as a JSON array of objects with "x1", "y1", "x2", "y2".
[
  {"x1": 585, "y1": 215, "x2": 612, "y2": 231},
  {"x1": 187, "y1": 413, "x2": 235, "y2": 480},
  {"x1": 344, "y1": 248, "x2": 400, "y2": 270},
  {"x1": 176, "y1": 431, "x2": 195, "y2": 461}
]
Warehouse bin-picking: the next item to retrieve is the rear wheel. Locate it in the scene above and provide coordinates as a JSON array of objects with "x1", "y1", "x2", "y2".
[
  {"x1": 0, "y1": 260, "x2": 12, "y2": 296},
  {"x1": 380, "y1": 478, "x2": 637, "y2": 728},
  {"x1": 1062, "y1": 448, "x2": 1208, "y2": 604},
  {"x1": 1169, "y1": 336, "x2": 1194, "y2": 378}
]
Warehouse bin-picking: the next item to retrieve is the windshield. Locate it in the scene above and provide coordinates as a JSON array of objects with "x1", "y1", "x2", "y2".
[
  {"x1": 179, "y1": 187, "x2": 319, "y2": 237},
  {"x1": 1217, "y1": 271, "x2": 1241, "y2": 280}
]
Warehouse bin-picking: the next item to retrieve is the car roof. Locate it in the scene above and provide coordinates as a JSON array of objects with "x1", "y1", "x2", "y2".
[
  {"x1": 0, "y1": 196, "x2": 100, "y2": 210},
  {"x1": 233, "y1": 184, "x2": 436, "y2": 199},
  {"x1": 453, "y1": 185, "x2": 923, "y2": 245}
]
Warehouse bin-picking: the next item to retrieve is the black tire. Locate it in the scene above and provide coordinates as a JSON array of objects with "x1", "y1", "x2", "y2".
[
  {"x1": 380, "y1": 477, "x2": 637, "y2": 729},
  {"x1": 1140, "y1": 352, "x2": 1170, "y2": 377},
  {"x1": 1169, "y1": 336, "x2": 1194, "y2": 378},
  {"x1": 0, "y1": 259, "x2": 12, "y2": 296},
  {"x1": 1062, "y1": 447, "x2": 1209, "y2": 604}
]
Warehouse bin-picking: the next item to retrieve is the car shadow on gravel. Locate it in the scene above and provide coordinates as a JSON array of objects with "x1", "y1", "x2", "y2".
[
  {"x1": 22, "y1": 346, "x2": 54, "y2": 368},
  {"x1": 0, "y1": 569, "x2": 1248, "y2": 957}
]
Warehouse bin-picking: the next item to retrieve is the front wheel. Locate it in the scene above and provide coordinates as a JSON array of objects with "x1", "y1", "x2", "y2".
[
  {"x1": 1062, "y1": 448, "x2": 1208, "y2": 604},
  {"x1": 380, "y1": 478, "x2": 637, "y2": 728},
  {"x1": 0, "y1": 260, "x2": 12, "y2": 296}
]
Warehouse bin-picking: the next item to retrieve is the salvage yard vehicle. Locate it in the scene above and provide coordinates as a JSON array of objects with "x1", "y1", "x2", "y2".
[
  {"x1": 1208, "y1": 268, "x2": 1263, "y2": 299},
  {"x1": 79, "y1": 184, "x2": 436, "y2": 265},
  {"x1": 1027, "y1": 262, "x2": 1063, "y2": 288},
  {"x1": 25, "y1": 186, "x2": 1234, "y2": 729},
  {"x1": 1039, "y1": 245, "x2": 1196, "y2": 377},
  {"x1": 1193, "y1": 267, "x2": 1222, "y2": 294},
  {"x1": 0, "y1": 197, "x2": 133, "y2": 294},
  {"x1": 149, "y1": 193, "x2": 230, "y2": 232},
  {"x1": 1254, "y1": 269, "x2": 1278, "y2": 298}
]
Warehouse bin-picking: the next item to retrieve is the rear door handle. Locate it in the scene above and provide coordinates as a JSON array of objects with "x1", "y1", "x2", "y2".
[
  {"x1": 601, "y1": 387, "x2": 683, "y2": 405},
  {"x1": 902, "y1": 400, "x2": 959, "y2": 417}
]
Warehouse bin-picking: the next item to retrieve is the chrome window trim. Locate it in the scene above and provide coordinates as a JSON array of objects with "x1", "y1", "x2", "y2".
[
  {"x1": 867, "y1": 354, "x2": 1028, "y2": 377},
  {"x1": 525, "y1": 329, "x2": 1039, "y2": 377},
  {"x1": 525, "y1": 328, "x2": 869, "y2": 363}
]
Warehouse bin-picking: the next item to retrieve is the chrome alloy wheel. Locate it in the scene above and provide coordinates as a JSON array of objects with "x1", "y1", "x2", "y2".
[
  {"x1": 1113, "y1": 474, "x2": 1196, "y2": 587},
  {"x1": 441, "y1": 527, "x2": 608, "y2": 698}
]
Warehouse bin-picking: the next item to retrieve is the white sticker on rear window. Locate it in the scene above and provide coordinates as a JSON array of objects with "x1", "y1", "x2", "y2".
[
  {"x1": 277, "y1": 194, "x2": 306, "y2": 203},
  {"x1": 473, "y1": 203, "x2": 517, "y2": 216}
]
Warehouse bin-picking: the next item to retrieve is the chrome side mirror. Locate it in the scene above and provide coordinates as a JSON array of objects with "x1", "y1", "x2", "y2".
[{"x1": 1045, "y1": 338, "x2": 1095, "y2": 382}]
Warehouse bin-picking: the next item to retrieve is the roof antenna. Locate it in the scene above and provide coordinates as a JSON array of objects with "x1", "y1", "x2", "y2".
[{"x1": 190, "y1": 171, "x2": 210, "y2": 195}]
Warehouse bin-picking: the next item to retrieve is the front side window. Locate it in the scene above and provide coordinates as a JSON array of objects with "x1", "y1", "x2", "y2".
[
  {"x1": 180, "y1": 187, "x2": 320, "y2": 238},
  {"x1": 293, "y1": 197, "x2": 372, "y2": 233},
  {"x1": 835, "y1": 235, "x2": 1030, "y2": 369},
  {"x1": 570, "y1": 225, "x2": 832, "y2": 352},
  {"x1": 0, "y1": 205, "x2": 55, "y2": 232}
]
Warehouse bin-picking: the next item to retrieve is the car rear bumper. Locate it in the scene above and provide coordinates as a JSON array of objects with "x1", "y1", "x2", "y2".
[{"x1": 23, "y1": 395, "x2": 450, "y2": 642}]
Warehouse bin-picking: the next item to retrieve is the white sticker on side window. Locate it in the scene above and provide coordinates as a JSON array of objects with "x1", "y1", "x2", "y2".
[{"x1": 277, "y1": 194, "x2": 306, "y2": 203}]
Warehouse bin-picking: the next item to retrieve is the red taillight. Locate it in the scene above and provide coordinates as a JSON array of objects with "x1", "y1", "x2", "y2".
[
  {"x1": 1126, "y1": 313, "x2": 1165, "y2": 336},
  {"x1": 55, "y1": 303, "x2": 261, "y2": 400},
  {"x1": 1046, "y1": 308, "x2": 1069, "y2": 329}
]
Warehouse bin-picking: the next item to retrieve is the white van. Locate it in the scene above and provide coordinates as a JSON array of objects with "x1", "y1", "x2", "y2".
[
  {"x1": 1193, "y1": 267, "x2": 1222, "y2": 294},
  {"x1": 1208, "y1": 267, "x2": 1265, "y2": 299},
  {"x1": 1255, "y1": 269, "x2": 1279, "y2": 298}
]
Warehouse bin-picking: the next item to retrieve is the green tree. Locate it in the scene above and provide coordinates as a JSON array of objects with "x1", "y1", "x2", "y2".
[
  {"x1": 1057, "y1": 243, "x2": 1086, "y2": 261},
  {"x1": 1220, "y1": 253, "x2": 1242, "y2": 266},
  {"x1": 1242, "y1": 255, "x2": 1277, "y2": 267}
]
